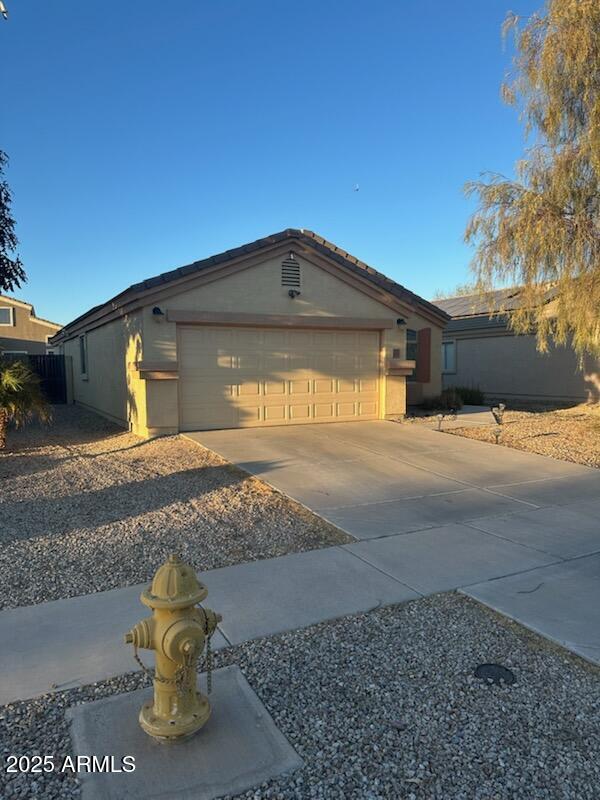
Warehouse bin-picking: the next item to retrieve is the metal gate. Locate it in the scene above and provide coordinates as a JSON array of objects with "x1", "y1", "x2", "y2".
[{"x1": 0, "y1": 354, "x2": 68, "y2": 404}]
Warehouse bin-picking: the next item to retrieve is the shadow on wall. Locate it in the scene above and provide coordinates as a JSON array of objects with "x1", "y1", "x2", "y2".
[
  {"x1": 584, "y1": 371, "x2": 600, "y2": 404},
  {"x1": 125, "y1": 316, "x2": 143, "y2": 433},
  {"x1": 1, "y1": 459, "x2": 287, "y2": 543}
]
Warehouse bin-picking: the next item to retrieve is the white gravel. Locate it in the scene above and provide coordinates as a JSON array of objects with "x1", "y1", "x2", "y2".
[
  {"x1": 0, "y1": 406, "x2": 350, "y2": 610},
  {"x1": 1, "y1": 593, "x2": 599, "y2": 799}
]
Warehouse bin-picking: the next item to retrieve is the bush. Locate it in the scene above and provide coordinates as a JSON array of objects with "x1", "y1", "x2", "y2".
[
  {"x1": 420, "y1": 388, "x2": 463, "y2": 412},
  {"x1": 453, "y1": 385, "x2": 485, "y2": 405}
]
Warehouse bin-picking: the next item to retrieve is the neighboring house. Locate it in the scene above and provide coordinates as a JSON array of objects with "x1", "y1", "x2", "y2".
[
  {"x1": 50, "y1": 229, "x2": 449, "y2": 437},
  {"x1": 434, "y1": 288, "x2": 600, "y2": 405},
  {"x1": 0, "y1": 295, "x2": 62, "y2": 355}
]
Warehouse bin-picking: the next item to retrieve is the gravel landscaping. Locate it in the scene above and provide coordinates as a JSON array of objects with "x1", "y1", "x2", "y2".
[
  {"x1": 0, "y1": 406, "x2": 350, "y2": 611},
  {"x1": 2, "y1": 593, "x2": 599, "y2": 800},
  {"x1": 445, "y1": 404, "x2": 600, "y2": 469}
]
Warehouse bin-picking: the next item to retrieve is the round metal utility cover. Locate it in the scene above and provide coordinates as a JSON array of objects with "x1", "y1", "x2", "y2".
[{"x1": 475, "y1": 663, "x2": 516, "y2": 685}]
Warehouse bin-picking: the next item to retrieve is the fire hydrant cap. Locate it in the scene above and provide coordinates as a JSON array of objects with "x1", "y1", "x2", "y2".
[{"x1": 141, "y1": 554, "x2": 208, "y2": 610}]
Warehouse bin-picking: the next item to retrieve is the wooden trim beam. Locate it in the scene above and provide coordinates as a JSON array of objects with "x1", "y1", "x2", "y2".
[
  {"x1": 167, "y1": 310, "x2": 395, "y2": 330},
  {"x1": 129, "y1": 361, "x2": 178, "y2": 372},
  {"x1": 141, "y1": 371, "x2": 179, "y2": 380},
  {"x1": 385, "y1": 358, "x2": 415, "y2": 376}
]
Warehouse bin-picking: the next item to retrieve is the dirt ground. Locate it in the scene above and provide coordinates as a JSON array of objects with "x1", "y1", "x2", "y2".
[
  {"x1": 0, "y1": 406, "x2": 350, "y2": 610},
  {"x1": 446, "y1": 403, "x2": 600, "y2": 469}
]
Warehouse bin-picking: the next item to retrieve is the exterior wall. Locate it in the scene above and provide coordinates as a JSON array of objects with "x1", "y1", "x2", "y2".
[
  {"x1": 64, "y1": 316, "x2": 130, "y2": 426},
  {"x1": 442, "y1": 331, "x2": 600, "y2": 404},
  {"x1": 0, "y1": 296, "x2": 60, "y2": 354}
]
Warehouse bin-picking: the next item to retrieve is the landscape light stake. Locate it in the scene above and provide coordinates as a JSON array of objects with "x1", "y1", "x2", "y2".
[
  {"x1": 494, "y1": 426, "x2": 502, "y2": 445},
  {"x1": 436, "y1": 413, "x2": 444, "y2": 431},
  {"x1": 491, "y1": 403, "x2": 506, "y2": 426},
  {"x1": 124, "y1": 554, "x2": 222, "y2": 742}
]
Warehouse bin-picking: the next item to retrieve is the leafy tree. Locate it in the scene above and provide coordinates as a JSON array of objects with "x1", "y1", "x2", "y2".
[
  {"x1": 0, "y1": 359, "x2": 51, "y2": 448},
  {"x1": 465, "y1": 1, "x2": 600, "y2": 358},
  {"x1": 0, "y1": 150, "x2": 26, "y2": 293}
]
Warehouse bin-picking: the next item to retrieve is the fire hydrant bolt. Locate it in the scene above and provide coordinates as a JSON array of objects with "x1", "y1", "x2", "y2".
[{"x1": 124, "y1": 554, "x2": 222, "y2": 742}]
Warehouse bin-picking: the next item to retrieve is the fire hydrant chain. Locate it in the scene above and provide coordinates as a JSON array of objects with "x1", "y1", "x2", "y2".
[{"x1": 201, "y1": 607, "x2": 213, "y2": 695}]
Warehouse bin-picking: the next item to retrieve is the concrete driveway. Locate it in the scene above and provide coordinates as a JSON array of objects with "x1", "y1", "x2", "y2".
[{"x1": 188, "y1": 420, "x2": 600, "y2": 664}]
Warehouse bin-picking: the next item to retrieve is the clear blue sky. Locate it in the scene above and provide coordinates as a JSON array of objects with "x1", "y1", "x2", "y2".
[{"x1": 2, "y1": 0, "x2": 538, "y2": 325}]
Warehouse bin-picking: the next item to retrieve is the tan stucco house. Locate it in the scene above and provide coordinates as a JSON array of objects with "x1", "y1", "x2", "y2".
[
  {"x1": 0, "y1": 295, "x2": 62, "y2": 355},
  {"x1": 51, "y1": 229, "x2": 449, "y2": 437},
  {"x1": 435, "y1": 288, "x2": 600, "y2": 405}
]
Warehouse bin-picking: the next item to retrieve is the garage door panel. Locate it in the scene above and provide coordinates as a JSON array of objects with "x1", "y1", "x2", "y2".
[
  {"x1": 264, "y1": 380, "x2": 286, "y2": 395},
  {"x1": 359, "y1": 401, "x2": 378, "y2": 416},
  {"x1": 313, "y1": 354, "x2": 336, "y2": 371},
  {"x1": 314, "y1": 403, "x2": 334, "y2": 418},
  {"x1": 359, "y1": 378, "x2": 378, "y2": 392},
  {"x1": 178, "y1": 326, "x2": 381, "y2": 430},
  {"x1": 314, "y1": 378, "x2": 334, "y2": 394},
  {"x1": 264, "y1": 406, "x2": 286, "y2": 422},
  {"x1": 289, "y1": 379, "x2": 311, "y2": 394},
  {"x1": 337, "y1": 378, "x2": 356, "y2": 393},
  {"x1": 238, "y1": 381, "x2": 261, "y2": 396},
  {"x1": 289, "y1": 404, "x2": 311, "y2": 420}
]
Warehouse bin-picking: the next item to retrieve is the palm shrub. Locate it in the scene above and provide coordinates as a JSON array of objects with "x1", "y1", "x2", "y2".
[{"x1": 0, "y1": 358, "x2": 51, "y2": 448}]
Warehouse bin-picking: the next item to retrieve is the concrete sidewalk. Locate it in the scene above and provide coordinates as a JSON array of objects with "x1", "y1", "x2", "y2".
[{"x1": 417, "y1": 404, "x2": 498, "y2": 430}]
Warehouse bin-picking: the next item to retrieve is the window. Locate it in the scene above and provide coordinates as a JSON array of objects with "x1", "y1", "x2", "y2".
[
  {"x1": 406, "y1": 329, "x2": 418, "y2": 382},
  {"x1": 442, "y1": 340, "x2": 456, "y2": 373},
  {"x1": 79, "y1": 334, "x2": 88, "y2": 376},
  {"x1": 0, "y1": 307, "x2": 14, "y2": 326}
]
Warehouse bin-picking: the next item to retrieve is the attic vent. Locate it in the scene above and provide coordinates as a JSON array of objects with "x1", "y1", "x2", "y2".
[{"x1": 281, "y1": 255, "x2": 301, "y2": 288}]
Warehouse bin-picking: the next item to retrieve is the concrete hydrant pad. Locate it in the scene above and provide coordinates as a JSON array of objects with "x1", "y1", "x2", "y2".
[{"x1": 66, "y1": 665, "x2": 303, "y2": 800}]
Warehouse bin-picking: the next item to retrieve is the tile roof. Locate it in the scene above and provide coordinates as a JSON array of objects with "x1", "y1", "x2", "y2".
[{"x1": 434, "y1": 286, "x2": 557, "y2": 319}]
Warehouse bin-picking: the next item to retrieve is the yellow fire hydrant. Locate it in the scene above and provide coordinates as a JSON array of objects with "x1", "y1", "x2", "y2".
[{"x1": 124, "y1": 554, "x2": 222, "y2": 742}]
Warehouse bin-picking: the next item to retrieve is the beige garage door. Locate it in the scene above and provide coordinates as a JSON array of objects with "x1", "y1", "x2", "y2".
[{"x1": 178, "y1": 326, "x2": 381, "y2": 430}]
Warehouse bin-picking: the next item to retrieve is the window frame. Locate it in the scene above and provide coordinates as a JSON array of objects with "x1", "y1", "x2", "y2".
[
  {"x1": 0, "y1": 306, "x2": 15, "y2": 326},
  {"x1": 406, "y1": 328, "x2": 418, "y2": 382},
  {"x1": 441, "y1": 339, "x2": 457, "y2": 374}
]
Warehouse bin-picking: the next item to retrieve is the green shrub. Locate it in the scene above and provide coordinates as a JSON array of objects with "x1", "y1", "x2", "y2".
[
  {"x1": 420, "y1": 388, "x2": 463, "y2": 412},
  {"x1": 453, "y1": 385, "x2": 485, "y2": 405}
]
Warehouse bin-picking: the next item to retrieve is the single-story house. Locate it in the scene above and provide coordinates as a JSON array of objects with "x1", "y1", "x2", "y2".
[
  {"x1": 434, "y1": 288, "x2": 600, "y2": 405},
  {"x1": 0, "y1": 294, "x2": 62, "y2": 355},
  {"x1": 51, "y1": 229, "x2": 449, "y2": 437}
]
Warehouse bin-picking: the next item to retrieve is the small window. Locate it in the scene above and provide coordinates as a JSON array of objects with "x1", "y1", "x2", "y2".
[
  {"x1": 442, "y1": 340, "x2": 456, "y2": 373},
  {"x1": 0, "y1": 307, "x2": 14, "y2": 326},
  {"x1": 281, "y1": 254, "x2": 301, "y2": 288},
  {"x1": 79, "y1": 334, "x2": 88, "y2": 376},
  {"x1": 406, "y1": 329, "x2": 418, "y2": 382}
]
